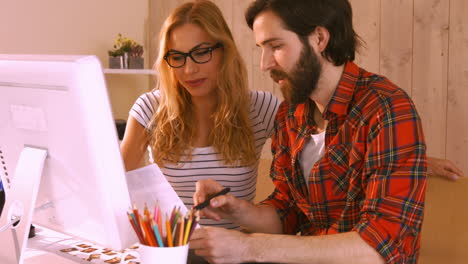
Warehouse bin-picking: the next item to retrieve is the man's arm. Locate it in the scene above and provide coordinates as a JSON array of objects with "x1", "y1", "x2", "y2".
[
  {"x1": 190, "y1": 226, "x2": 384, "y2": 264},
  {"x1": 191, "y1": 180, "x2": 384, "y2": 264},
  {"x1": 245, "y1": 231, "x2": 384, "y2": 264},
  {"x1": 353, "y1": 89, "x2": 427, "y2": 263}
]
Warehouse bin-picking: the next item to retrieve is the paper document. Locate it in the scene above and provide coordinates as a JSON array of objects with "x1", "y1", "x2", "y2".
[{"x1": 125, "y1": 164, "x2": 188, "y2": 215}]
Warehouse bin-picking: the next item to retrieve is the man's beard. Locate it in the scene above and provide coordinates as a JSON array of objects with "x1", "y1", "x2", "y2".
[{"x1": 270, "y1": 41, "x2": 321, "y2": 105}]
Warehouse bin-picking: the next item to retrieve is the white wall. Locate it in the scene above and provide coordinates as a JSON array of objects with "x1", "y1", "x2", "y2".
[{"x1": 0, "y1": 0, "x2": 151, "y2": 120}]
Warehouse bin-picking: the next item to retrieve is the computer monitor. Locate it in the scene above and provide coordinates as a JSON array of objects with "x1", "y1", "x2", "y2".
[{"x1": 0, "y1": 55, "x2": 135, "y2": 252}]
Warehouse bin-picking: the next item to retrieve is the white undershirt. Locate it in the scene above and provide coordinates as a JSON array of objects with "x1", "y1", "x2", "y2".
[{"x1": 299, "y1": 132, "x2": 326, "y2": 190}]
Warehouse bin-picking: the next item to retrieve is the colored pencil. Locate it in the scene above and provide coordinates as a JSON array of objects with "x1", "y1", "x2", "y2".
[
  {"x1": 172, "y1": 218, "x2": 180, "y2": 247},
  {"x1": 153, "y1": 202, "x2": 159, "y2": 223},
  {"x1": 144, "y1": 203, "x2": 151, "y2": 220},
  {"x1": 169, "y1": 207, "x2": 176, "y2": 225},
  {"x1": 165, "y1": 215, "x2": 173, "y2": 247},
  {"x1": 153, "y1": 220, "x2": 164, "y2": 247},
  {"x1": 129, "y1": 210, "x2": 142, "y2": 235},
  {"x1": 127, "y1": 204, "x2": 195, "y2": 247},
  {"x1": 127, "y1": 212, "x2": 146, "y2": 245},
  {"x1": 157, "y1": 210, "x2": 163, "y2": 240},
  {"x1": 188, "y1": 210, "x2": 200, "y2": 241},
  {"x1": 129, "y1": 209, "x2": 147, "y2": 245},
  {"x1": 132, "y1": 204, "x2": 140, "y2": 227},
  {"x1": 142, "y1": 216, "x2": 157, "y2": 246},
  {"x1": 172, "y1": 208, "x2": 180, "y2": 232},
  {"x1": 178, "y1": 217, "x2": 185, "y2": 246},
  {"x1": 183, "y1": 214, "x2": 193, "y2": 245}
]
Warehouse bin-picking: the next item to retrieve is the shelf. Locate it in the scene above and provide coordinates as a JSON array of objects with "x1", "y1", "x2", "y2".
[{"x1": 103, "y1": 68, "x2": 156, "y2": 75}]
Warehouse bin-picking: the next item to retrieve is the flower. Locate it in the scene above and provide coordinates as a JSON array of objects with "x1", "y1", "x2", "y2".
[
  {"x1": 108, "y1": 34, "x2": 144, "y2": 57},
  {"x1": 129, "y1": 44, "x2": 144, "y2": 57}
]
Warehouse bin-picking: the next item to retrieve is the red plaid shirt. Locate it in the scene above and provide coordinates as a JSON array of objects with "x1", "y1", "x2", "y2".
[{"x1": 262, "y1": 61, "x2": 427, "y2": 263}]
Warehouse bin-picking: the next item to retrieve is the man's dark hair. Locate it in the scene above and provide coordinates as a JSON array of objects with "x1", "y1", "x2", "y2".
[{"x1": 245, "y1": 0, "x2": 362, "y2": 66}]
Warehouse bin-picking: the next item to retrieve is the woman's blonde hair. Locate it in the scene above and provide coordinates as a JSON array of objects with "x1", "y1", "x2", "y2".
[{"x1": 148, "y1": 0, "x2": 256, "y2": 167}]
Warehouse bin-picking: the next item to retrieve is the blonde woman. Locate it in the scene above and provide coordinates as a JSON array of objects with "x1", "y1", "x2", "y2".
[{"x1": 120, "y1": 0, "x2": 279, "y2": 230}]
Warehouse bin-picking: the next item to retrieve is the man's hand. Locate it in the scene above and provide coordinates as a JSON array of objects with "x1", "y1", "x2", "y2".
[
  {"x1": 427, "y1": 156, "x2": 465, "y2": 181},
  {"x1": 189, "y1": 227, "x2": 252, "y2": 264},
  {"x1": 193, "y1": 179, "x2": 242, "y2": 221}
]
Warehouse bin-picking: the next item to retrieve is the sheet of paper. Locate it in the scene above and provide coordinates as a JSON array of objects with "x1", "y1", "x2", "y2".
[{"x1": 125, "y1": 164, "x2": 188, "y2": 216}]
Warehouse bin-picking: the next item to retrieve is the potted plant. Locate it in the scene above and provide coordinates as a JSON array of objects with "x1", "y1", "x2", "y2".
[
  {"x1": 128, "y1": 43, "x2": 144, "y2": 69},
  {"x1": 108, "y1": 48, "x2": 124, "y2": 69},
  {"x1": 108, "y1": 34, "x2": 144, "y2": 69}
]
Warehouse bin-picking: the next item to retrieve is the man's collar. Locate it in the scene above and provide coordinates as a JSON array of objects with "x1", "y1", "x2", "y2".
[{"x1": 322, "y1": 61, "x2": 359, "y2": 119}]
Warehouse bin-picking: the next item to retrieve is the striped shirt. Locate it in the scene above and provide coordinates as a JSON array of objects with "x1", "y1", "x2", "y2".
[
  {"x1": 130, "y1": 90, "x2": 279, "y2": 229},
  {"x1": 263, "y1": 61, "x2": 427, "y2": 263}
]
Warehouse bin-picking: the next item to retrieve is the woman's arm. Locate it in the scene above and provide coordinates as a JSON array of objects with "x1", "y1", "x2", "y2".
[
  {"x1": 120, "y1": 116, "x2": 150, "y2": 171},
  {"x1": 427, "y1": 156, "x2": 464, "y2": 181}
]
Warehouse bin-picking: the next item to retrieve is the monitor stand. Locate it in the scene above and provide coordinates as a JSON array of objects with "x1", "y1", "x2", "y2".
[{"x1": 0, "y1": 147, "x2": 47, "y2": 264}]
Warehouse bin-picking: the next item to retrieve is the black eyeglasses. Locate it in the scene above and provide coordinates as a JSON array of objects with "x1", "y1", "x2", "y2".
[{"x1": 164, "y1": 43, "x2": 223, "y2": 68}]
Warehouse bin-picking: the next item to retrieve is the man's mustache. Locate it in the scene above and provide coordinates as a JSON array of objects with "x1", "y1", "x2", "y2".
[{"x1": 270, "y1": 69, "x2": 289, "y2": 83}]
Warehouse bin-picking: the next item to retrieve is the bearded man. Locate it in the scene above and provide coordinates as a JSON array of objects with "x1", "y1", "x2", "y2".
[{"x1": 190, "y1": 1, "x2": 427, "y2": 263}]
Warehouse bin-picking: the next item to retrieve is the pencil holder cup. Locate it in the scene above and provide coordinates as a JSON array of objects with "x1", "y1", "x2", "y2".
[{"x1": 139, "y1": 244, "x2": 189, "y2": 264}]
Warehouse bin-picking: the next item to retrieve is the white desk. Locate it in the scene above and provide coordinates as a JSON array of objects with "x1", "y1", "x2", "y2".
[
  {"x1": 25, "y1": 251, "x2": 78, "y2": 264},
  {"x1": 25, "y1": 226, "x2": 140, "y2": 264}
]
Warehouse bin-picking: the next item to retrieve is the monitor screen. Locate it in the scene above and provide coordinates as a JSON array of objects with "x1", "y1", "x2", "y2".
[{"x1": 0, "y1": 54, "x2": 135, "y2": 250}]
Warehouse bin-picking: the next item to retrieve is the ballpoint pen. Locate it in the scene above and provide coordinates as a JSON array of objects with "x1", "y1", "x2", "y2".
[{"x1": 193, "y1": 187, "x2": 231, "y2": 210}]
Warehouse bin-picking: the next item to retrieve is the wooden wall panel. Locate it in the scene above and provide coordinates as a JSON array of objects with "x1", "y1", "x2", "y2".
[
  {"x1": 231, "y1": 0, "x2": 256, "y2": 94},
  {"x1": 412, "y1": 0, "x2": 449, "y2": 158},
  {"x1": 446, "y1": 0, "x2": 468, "y2": 187},
  {"x1": 379, "y1": 0, "x2": 413, "y2": 95},
  {"x1": 148, "y1": 0, "x2": 187, "y2": 70},
  {"x1": 212, "y1": 0, "x2": 233, "y2": 28},
  {"x1": 214, "y1": 1, "x2": 278, "y2": 97},
  {"x1": 349, "y1": 0, "x2": 381, "y2": 74},
  {"x1": 419, "y1": 0, "x2": 468, "y2": 263}
]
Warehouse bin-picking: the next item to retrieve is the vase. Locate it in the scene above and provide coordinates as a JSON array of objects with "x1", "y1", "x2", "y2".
[
  {"x1": 123, "y1": 52, "x2": 129, "y2": 69},
  {"x1": 128, "y1": 57, "x2": 144, "y2": 69},
  {"x1": 109, "y1": 56, "x2": 123, "y2": 69}
]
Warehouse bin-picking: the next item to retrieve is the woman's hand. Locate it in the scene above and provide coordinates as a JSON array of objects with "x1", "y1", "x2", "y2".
[{"x1": 427, "y1": 156, "x2": 464, "y2": 181}]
